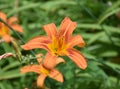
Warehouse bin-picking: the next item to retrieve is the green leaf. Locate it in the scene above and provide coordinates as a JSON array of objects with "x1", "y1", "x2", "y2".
[
  {"x1": 0, "y1": 45, "x2": 5, "y2": 55},
  {"x1": 0, "y1": 69, "x2": 23, "y2": 80},
  {"x1": 40, "y1": 0, "x2": 76, "y2": 11},
  {"x1": 77, "y1": 24, "x2": 120, "y2": 34},
  {"x1": 2, "y1": 61, "x2": 20, "y2": 71},
  {"x1": 87, "y1": 32, "x2": 105, "y2": 45},
  {"x1": 98, "y1": 8, "x2": 120, "y2": 24}
]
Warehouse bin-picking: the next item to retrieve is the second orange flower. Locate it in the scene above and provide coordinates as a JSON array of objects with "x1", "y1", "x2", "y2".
[{"x1": 0, "y1": 11, "x2": 23, "y2": 43}]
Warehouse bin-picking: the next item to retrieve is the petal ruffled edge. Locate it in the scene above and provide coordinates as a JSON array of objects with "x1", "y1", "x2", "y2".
[
  {"x1": 42, "y1": 23, "x2": 57, "y2": 39},
  {"x1": 49, "y1": 69, "x2": 64, "y2": 83},
  {"x1": 59, "y1": 17, "x2": 76, "y2": 40},
  {"x1": 11, "y1": 24, "x2": 23, "y2": 33},
  {"x1": 68, "y1": 35, "x2": 85, "y2": 48},
  {"x1": 20, "y1": 65, "x2": 41, "y2": 74},
  {"x1": 56, "y1": 57, "x2": 65, "y2": 65},
  {"x1": 67, "y1": 48, "x2": 87, "y2": 69},
  {"x1": 21, "y1": 36, "x2": 51, "y2": 51}
]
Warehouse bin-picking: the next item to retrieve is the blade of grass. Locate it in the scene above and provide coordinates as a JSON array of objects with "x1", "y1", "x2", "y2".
[
  {"x1": 102, "y1": 0, "x2": 120, "y2": 16},
  {"x1": 2, "y1": 61, "x2": 20, "y2": 71},
  {"x1": 0, "y1": 69, "x2": 23, "y2": 80},
  {"x1": 77, "y1": 23, "x2": 120, "y2": 34},
  {"x1": 98, "y1": 8, "x2": 120, "y2": 24},
  {"x1": 8, "y1": 1, "x2": 76, "y2": 16},
  {"x1": 8, "y1": 3, "x2": 41, "y2": 16}
]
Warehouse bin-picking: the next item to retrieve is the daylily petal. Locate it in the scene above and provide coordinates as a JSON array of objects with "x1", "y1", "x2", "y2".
[
  {"x1": 36, "y1": 54, "x2": 43, "y2": 64},
  {"x1": 0, "y1": 11, "x2": 7, "y2": 21},
  {"x1": 43, "y1": 52, "x2": 57, "y2": 69},
  {"x1": 0, "y1": 22, "x2": 2, "y2": 28},
  {"x1": 20, "y1": 65, "x2": 41, "y2": 74},
  {"x1": 11, "y1": 24, "x2": 23, "y2": 33},
  {"x1": 21, "y1": 36, "x2": 51, "y2": 50},
  {"x1": 2, "y1": 34, "x2": 11, "y2": 43},
  {"x1": 37, "y1": 74, "x2": 47, "y2": 88},
  {"x1": 0, "y1": 11, "x2": 23, "y2": 44},
  {"x1": 56, "y1": 57, "x2": 65, "y2": 66},
  {"x1": 0, "y1": 23, "x2": 4, "y2": 29},
  {"x1": 68, "y1": 35, "x2": 85, "y2": 48},
  {"x1": 49, "y1": 69, "x2": 64, "y2": 83},
  {"x1": 59, "y1": 17, "x2": 71, "y2": 34},
  {"x1": 0, "y1": 24, "x2": 9, "y2": 35},
  {"x1": 42, "y1": 23, "x2": 57, "y2": 39},
  {"x1": 64, "y1": 21, "x2": 76, "y2": 40},
  {"x1": 8, "y1": 17, "x2": 18, "y2": 24},
  {"x1": 0, "y1": 23, "x2": 10, "y2": 43},
  {"x1": 67, "y1": 48, "x2": 87, "y2": 69},
  {"x1": 59, "y1": 17, "x2": 76, "y2": 39}
]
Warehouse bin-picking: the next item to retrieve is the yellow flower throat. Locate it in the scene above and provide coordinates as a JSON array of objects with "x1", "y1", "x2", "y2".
[
  {"x1": 40, "y1": 66, "x2": 50, "y2": 75},
  {"x1": 0, "y1": 25, "x2": 9, "y2": 36},
  {"x1": 48, "y1": 36, "x2": 68, "y2": 56}
]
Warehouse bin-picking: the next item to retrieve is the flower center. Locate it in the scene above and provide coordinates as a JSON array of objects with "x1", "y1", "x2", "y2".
[
  {"x1": 0, "y1": 24, "x2": 9, "y2": 36},
  {"x1": 40, "y1": 66, "x2": 50, "y2": 75},
  {"x1": 48, "y1": 36, "x2": 68, "y2": 56}
]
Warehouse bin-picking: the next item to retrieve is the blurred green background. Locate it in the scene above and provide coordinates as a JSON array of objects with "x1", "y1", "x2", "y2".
[{"x1": 0, "y1": 0, "x2": 120, "y2": 89}]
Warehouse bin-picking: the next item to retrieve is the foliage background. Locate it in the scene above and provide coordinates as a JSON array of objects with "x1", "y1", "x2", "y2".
[{"x1": 0, "y1": 0, "x2": 120, "y2": 89}]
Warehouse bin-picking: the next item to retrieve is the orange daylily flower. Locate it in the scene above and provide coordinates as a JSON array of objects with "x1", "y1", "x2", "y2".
[
  {"x1": 21, "y1": 17, "x2": 87, "y2": 69},
  {"x1": 21, "y1": 53, "x2": 64, "y2": 88},
  {"x1": 0, "y1": 11, "x2": 23, "y2": 43}
]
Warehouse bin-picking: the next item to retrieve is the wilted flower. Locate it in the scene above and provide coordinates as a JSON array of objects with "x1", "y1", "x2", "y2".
[
  {"x1": 21, "y1": 17, "x2": 87, "y2": 69},
  {"x1": 0, "y1": 11, "x2": 23, "y2": 43},
  {"x1": 0, "y1": 53, "x2": 15, "y2": 60}
]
